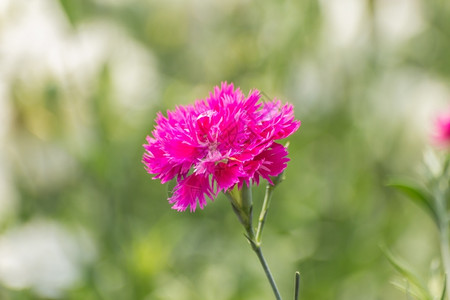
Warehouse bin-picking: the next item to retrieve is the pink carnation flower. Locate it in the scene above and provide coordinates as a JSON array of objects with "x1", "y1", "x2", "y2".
[
  {"x1": 434, "y1": 112, "x2": 450, "y2": 147},
  {"x1": 142, "y1": 82, "x2": 301, "y2": 211}
]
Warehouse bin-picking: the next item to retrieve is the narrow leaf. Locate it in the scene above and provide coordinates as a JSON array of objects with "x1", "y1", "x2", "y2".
[
  {"x1": 390, "y1": 281, "x2": 420, "y2": 299},
  {"x1": 388, "y1": 179, "x2": 439, "y2": 226},
  {"x1": 381, "y1": 246, "x2": 433, "y2": 300},
  {"x1": 58, "y1": 0, "x2": 79, "y2": 26},
  {"x1": 440, "y1": 274, "x2": 447, "y2": 300}
]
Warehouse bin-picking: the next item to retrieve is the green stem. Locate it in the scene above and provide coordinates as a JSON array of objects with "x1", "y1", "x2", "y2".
[
  {"x1": 243, "y1": 219, "x2": 282, "y2": 299},
  {"x1": 247, "y1": 237, "x2": 282, "y2": 300},
  {"x1": 256, "y1": 184, "x2": 275, "y2": 244},
  {"x1": 228, "y1": 184, "x2": 283, "y2": 300},
  {"x1": 437, "y1": 155, "x2": 450, "y2": 300},
  {"x1": 294, "y1": 272, "x2": 300, "y2": 300},
  {"x1": 243, "y1": 188, "x2": 282, "y2": 299},
  {"x1": 440, "y1": 223, "x2": 450, "y2": 300},
  {"x1": 438, "y1": 200, "x2": 450, "y2": 300},
  {"x1": 435, "y1": 186, "x2": 450, "y2": 300}
]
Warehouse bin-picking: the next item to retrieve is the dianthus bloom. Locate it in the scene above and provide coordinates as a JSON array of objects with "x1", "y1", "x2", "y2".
[
  {"x1": 142, "y1": 82, "x2": 300, "y2": 211},
  {"x1": 434, "y1": 112, "x2": 450, "y2": 147}
]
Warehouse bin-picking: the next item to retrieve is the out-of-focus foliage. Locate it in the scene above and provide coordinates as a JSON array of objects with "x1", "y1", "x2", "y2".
[{"x1": 1, "y1": 0, "x2": 450, "y2": 299}]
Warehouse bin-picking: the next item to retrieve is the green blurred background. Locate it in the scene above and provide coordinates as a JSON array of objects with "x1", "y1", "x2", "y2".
[{"x1": 1, "y1": 0, "x2": 450, "y2": 299}]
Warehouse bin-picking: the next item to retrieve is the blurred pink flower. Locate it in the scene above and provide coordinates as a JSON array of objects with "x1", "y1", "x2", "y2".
[
  {"x1": 142, "y1": 82, "x2": 300, "y2": 211},
  {"x1": 434, "y1": 112, "x2": 450, "y2": 147}
]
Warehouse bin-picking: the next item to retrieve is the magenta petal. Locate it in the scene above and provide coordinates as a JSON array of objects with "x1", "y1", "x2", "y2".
[
  {"x1": 143, "y1": 137, "x2": 181, "y2": 183},
  {"x1": 169, "y1": 174, "x2": 214, "y2": 212},
  {"x1": 434, "y1": 113, "x2": 450, "y2": 146},
  {"x1": 253, "y1": 143, "x2": 290, "y2": 184},
  {"x1": 214, "y1": 162, "x2": 242, "y2": 193},
  {"x1": 165, "y1": 140, "x2": 200, "y2": 161},
  {"x1": 259, "y1": 101, "x2": 301, "y2": 140},
  {"x1": 142, "y1": 82, "x2": 301, "y2": 212}
]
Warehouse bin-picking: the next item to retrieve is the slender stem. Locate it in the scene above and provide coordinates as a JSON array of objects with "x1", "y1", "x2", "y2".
[
  {"x1": 439, "y1": 209, "x2": 450, "y2": 300},
  {"x1": 252, "y1": 244, "x2": 283, "y2": 300},
  {"x1": 435, "y1": 184, "x2": 450, "y2": 300},
  {"x1": 294, "y1": 272, "x2": 300, "y2": 300},
  {"x1": 436, "y1": 154, "x2": 450, "y2": 299},
  {"x1": 228, "y1": 183, "x2": 283, "y2": 300},
  {"x1": 441, "y1": 234, "x2": 450, "y2": 300},
  {"x1": 256, "y1": 184, "x2": 275, "y2": 244},
  {"x1": 242, "y1": 184, "x2": 254, "y2": 235},
  {"x1": 243, "y1": 210, "x2": 282, "y2": 300},
  {"x1": 251, "y1": 182, "x2": 283, "y2": 299}
]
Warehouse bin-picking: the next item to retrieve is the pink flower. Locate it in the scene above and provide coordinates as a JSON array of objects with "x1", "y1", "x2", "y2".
[
  {"x1": 434, "y1": 112, "x2": 450, "y2": 147},
  {"x1": 142, "y1": 82, "x2": 301, "y2": 211}
]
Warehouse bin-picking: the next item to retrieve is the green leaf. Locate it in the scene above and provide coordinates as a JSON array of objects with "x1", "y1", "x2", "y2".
[
  {"x1": 390, "y1": 281, "x2": 418, "y2": 300},
  {"x1": 440, "y1": 274, "x2": 446, "y2": 300},
  {"x1": 388, "y1": 179, "x2": 439, "y2": 226},
  {"x1": 58, "y1": 0, "x2": 90, "y2": 27},
  {"x1": 381, "y1": 246, "x2": 433, "y2": 300}
]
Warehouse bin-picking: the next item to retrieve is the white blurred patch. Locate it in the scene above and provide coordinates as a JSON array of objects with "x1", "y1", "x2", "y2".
[
  {"x1": 0, "y1": 31, "x2": 16, "y2": 225},
  {"x1": 358, "y1": 70, "x2": 450, "y2": 163},
  {"x1": 0, "y1": 0, "x2": 160, "y2": 193},
  {"x1": 291, "y1": 60, "x2": 325, "y2": 108},
  {"x1": 0, "y1": 219, "x2": 96, "y2": 298},
  {"x1": 423, "y1": 147, "x2": 443, "y2": 178},
  {"x1": 320, "y1": 0, "x2": 367, "y2": 48},
  {"x1": 11, "y1": 139, "x2": 78, "y2": 192},
  {"x1": 0, "y1": 0, "x2": 70, "y2": 80},
  {"x1": 320, "y1": 0, "x2": 424, "y2": 49},
  {"x1": 74, "y1": 20, "x2": 159, "y2": 115},
  {"x1": 373, "y1": 72, "x2": 450, "y2": 136},
  {"x1": 92, "y1": 0, "x2": 134, "y2": 6},
  {"x1": 0, "y1": 0, "x2": 159, "y2": 121},
  {"x1": 375, "y1": 0, "x2": 424, "y2": 44},
  {"x1": 406, "y1": 78, "x2": 450, "y2": 136}
]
